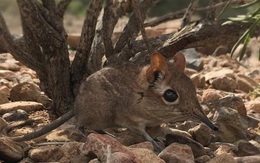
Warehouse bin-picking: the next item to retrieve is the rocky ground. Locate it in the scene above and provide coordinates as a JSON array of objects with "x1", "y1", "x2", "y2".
[{"x1": 0, "y1": 16, "x2": 260, "y2": 162}]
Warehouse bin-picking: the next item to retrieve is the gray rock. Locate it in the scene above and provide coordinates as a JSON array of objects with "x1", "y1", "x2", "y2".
[
  {"x1": 2, "y1": 109, "x2": 28, "y2": 122},
  {"x1": 108, "y1": 152, "x2": 135, "y2": 163},
  {"x1": 10, "y1": 82, "x2": 41, "y2": 102},
  {"x1": 207, "y1": 59, "x2": 218, "y2": 69},
  {"x1": 195, "y1": 155, "x2": 211, "y2": 163},
  {"x1": 89, "y1": 158, "x2": 101, "y2": 163},
  {"x1": 0, "y1": 92, "x2": 9, "y2": 105},
  {"x1": 234, "y1": 140, "x2": 260, "y2": 156},
  {"x1": 190, "y1": 73, "x2": 205, "y2": 88},
  {"x1": 183, "y1": 48, "x2": 204, "y2": 71},
  {"x1": 159, "y1": 143, "x2": 194, "y2": 163},
  {"x1": 211, "y1": 76, "x2": 237, "y2": 92},
  {"x1": 213, "y1": 107, "x2": 248, "y2": 143},
  {"x1": 0, "y1": 137, "x2": 24, "y2": 162},
  {"x1": 57, "y1": 142, "x2": 87, "y2": 162},
  {"x1": 184, "y1": 68, "x2": 198, "y2": 77},
  {"x1": 245, "y1": 97, "x2": 260, "y2": 114},
  {"x1": 28, "y1": 142, "x2": 88, "y2": 162},
  {"x1": 129, "y1": 141, "x2": 154, "y2": 151},
  {"x1": 0, "y1": 101, "x2": 44, "y2": 114},
  {"x1": 17, "y1": 74, "x2": 34, "y2": 83},
  {"x1": 173, "y1": 121, "x2": 199, "y2": 132},
  {"x1": 204, "y1": 68, "x2": 234, "y2": 82},
  {"x1": 249, "y1": 140, "x2": 260, "y2": 149},
  {"x1": 246, "y1": 69, "x2": 259, "y2": 79},
  {"x1": 28, "y1": 145, "x2": 60, "y2": 162},
  {"x1": 201, "y1": 89, "x2": 223, "y2": 103},
  {"x1": 236, "y1": 74, "x2": 259, "y2": 93},
  {"x1": 80, "y1": 133, "x2": 164, "y2": 163},
  {"x1": 188, "y1": 123, "x2": 212, "y2": 146},
  {"x1": 209, "y1": 142, "x2": 236, "y2": 156},
  {"x1": 0, "y1": 117, "x2": 8, "y2": 132},
  {"x1": 0, "y1": 70, "x2": 16, "y2": 81},
  {"x1": 207, "y1": 153, "x2": 236, "y2": 163},
  {"x1": 0, "y1": 78, "x2": 14, "y2": 88},
  {"x1": 165, "y1": 133, "x2": 206, "y2": 158},
  {"x1": 0, "y1": 86, "x2": 10, "y2": 104},
  {"x1": 0, "y1": 62, "x2": 20, "y2": 71},
  {"x1": 2, "y1": 56, "x2": 21, "y2": 71},
  {"x1": 167, "y1": 128, "x2": 192, "y2": 139},
  {"x1": 18, "y1": 158, "x2": 34, "y2": 163},
  {"x1": 203, "y1": 96, "x2": 247, "y2": 117},
  {"x1": 235, "y1": 155, "x2": 260, "y2": 163},
  {"x1": 10, "y1": 82, "x2": 51, "y2": 107}
]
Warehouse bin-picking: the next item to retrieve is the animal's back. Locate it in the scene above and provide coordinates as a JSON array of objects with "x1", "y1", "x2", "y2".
[{"x1": 74, "y1": 63, "x2": 142, "y2": 130}]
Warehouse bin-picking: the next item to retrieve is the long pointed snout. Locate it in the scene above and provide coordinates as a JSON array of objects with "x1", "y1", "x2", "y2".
[
  {"x1": 199, "y1": 116, "x2": 218, "y2": 131},
  {"x1": 193, "y1": 105, "x2": 218, "y2": 131}
]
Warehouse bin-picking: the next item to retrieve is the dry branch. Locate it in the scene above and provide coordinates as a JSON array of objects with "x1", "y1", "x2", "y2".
[
  {"x1": 158, "y1": 22, "x2": 257, "y2": 57},
  {"x1": 144, "y1": 0, "x2": 243, "y2": 27},
  {"x1": 87, "y1": 22, "x2": 104, "y2": 74},
  {"x1": 0, "y1": 13, "x2": 44, "y2": 75},
  {"x1": 16, "y1": 0, "x2": 73, "y2": 114},
  {"x1": 118, "y1": 21, "x2": 259, "y2": 60},
  {"x1": 56, "y1": 0, "x2": 72, "y2": 18},
  {"x1": 42, "y1": 0, "x2": 56, "y2": 12},
  {"x1": 18, "y1": 0, "x2": 64, "y2": 48},
  {"x1": 132, "y1": 0, "x2": 153, "y2": 53},
  {"x1": 113, "y1": 0, "x2": 156, "y2": 55},
  {"x1": 71, "y1": 0, "x2": 103, "y2": 94},
  {"x1": 102, "y1": 0, "x2": 131, "y2": 57}
]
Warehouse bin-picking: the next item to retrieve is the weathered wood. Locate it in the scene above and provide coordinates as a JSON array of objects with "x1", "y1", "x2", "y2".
[
  {"x1": 158, "y1": 22, "x2": 256, "y2": 57},
  {"x1": 117, "y1": 21, "x2": 259, "y2": 61},
  {"x1": 16, "y1": 0, "x2": 72, "y2": 114},
  {"x1": 102, "y1": 0, "x2": 131, "y2": 57},
  {"x1": 0, "y1": 13, "x2": 44, "y2": 74},
  {"x1": 70, "y1": 0, "x2": 103, "y2": 95},
  {"x1": 144, "y1": 0, "x2": 243, "y2": 27},
  {"x1": 113, "y1": 0, "x2": 156, "y2": 55}
]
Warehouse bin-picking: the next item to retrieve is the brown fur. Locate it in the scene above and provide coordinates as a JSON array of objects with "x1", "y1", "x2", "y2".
[{"x1": 74, "y1": 52, "x2": 217, "y2": 150}]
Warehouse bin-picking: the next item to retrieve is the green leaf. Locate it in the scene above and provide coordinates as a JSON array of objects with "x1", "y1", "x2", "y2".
[
  {"x1": 258, "y1": 47, "x2": 260, "y2": 60},
  {"x1": 222, "y1": 21, "x2": 234, "y2": 25},
  {"x1": 230, "y1": 27, "x2": 250, "y2": 57},
  {"x1": 230, "y1": 17, "x2": 260, "y2": 59},
  {"x1": 239, "y1": 31, "x2": 251, "y2": 61},
  {"x1": 251, "y1": 6, "x2": 260, "y2": 17}
]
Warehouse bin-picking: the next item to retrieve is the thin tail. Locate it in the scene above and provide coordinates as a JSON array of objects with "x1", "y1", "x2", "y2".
[
  {"x1": 199, "y1": 115, "x2": 218, "y2": 131},
  {"x1": 11, "y1": 110, "x2": 74, "y2": 142}
]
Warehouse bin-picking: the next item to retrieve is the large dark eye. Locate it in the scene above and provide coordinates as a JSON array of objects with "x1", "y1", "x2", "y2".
[{"x1": 163, "y1": 89, "x2": 178, "y2": 102}]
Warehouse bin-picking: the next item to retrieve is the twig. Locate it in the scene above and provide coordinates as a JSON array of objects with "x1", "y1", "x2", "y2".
[
  {"x1": 131, "y1": 0, "x2": 153, "y2": 53},
  {"x1": 71, "y1": 0, "x2": 103, "y2": 91},
  {"x1": 116, "y1": 33, "x2": 172, "y2": 63},
  {"x1": 144, "y1": 0, "x2": 243, "y2": 27},
  {"x1": 179, "y1": 0, "x2": 199, "y2": 29},
  {"x1": 118, "y1": 21, "x2": 259, "y2": 61},
  {"x1": 17, "y1": 0, "x2": 64, "y2": 47},
  {"x1": 0, "y1": 12, "x2": 45, "y2": 75},
  {"x1": 87, "y1": 15, "x2": 104, "y2": 73},
  {"x1": 56, "y1": 0, "x2": 72, "y2": 18},
  {"x1": 216, "y1": 0, "x2": 232, "y2": 20},
  {"x1": 113, "y1": 0, "x2": 156, "y2": 55},
  {"x1": 42, "y1": 0, "x2": 56, "y2": 11},
  {"x1": 102, "y1": 0, "x2": 130, "y2": 57}
]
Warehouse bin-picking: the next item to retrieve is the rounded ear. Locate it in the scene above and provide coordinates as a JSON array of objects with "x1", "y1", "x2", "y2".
[
  {"x1": 146, "y1": 52, "x2": 169, "y2": 83},
  {"x1": 173, "y1": 52, "x2": 186, "y2": 73}
]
